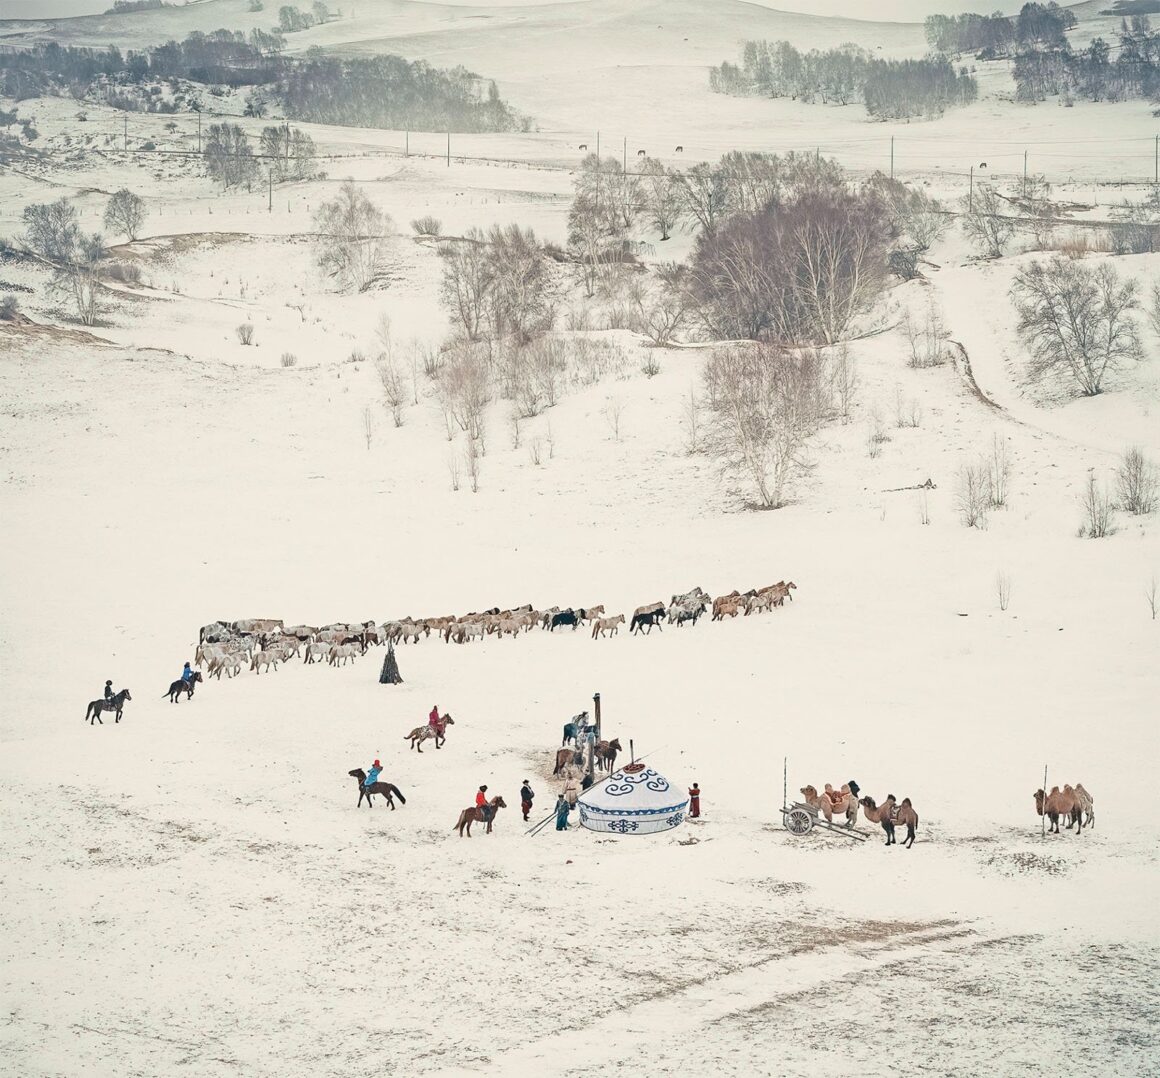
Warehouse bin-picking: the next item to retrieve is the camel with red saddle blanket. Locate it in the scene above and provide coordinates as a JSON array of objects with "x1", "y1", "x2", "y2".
[{"x1": 799, "y1": 783, "x2": 860, "y2": 828}]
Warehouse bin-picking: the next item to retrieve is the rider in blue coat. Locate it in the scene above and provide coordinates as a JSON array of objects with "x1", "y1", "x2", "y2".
[
  {"x1": 181, "y1": 662, "x2": 193, "y2": 684},
  {"x1": 364, "y1": 760, "x2": 382, "y2": 788}
]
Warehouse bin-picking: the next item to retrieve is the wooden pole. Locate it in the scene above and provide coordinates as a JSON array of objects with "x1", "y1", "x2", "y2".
[
  {"x1": 123, "y1": 112, "x2": 127, "y2": 151},
  {"x1": 890, "y1": 136, "x2": 894, "y2": 180},
  {"x1": 593, "y1": 691, "x2": 601, "y2": 742},
  {"x1": 969, "y1": 166, "x2": 974, "y2": 214},
  {"x1": 446, "y1": 132, "x2": 450, "y2": 167},
  {"x1": 1023, "y1": 149, "x2": 1028, "y2": 198},
  {"x1": 622, "y1": 136, "x2": 626, "y2": 174},
  {"x1": 783, "y1": 756, "x2": 787, "y2": 810},
  {"x1": 197, "y1": 111, "x2": 201, "y2": 154},
  {"x1": 268, "y1": 169, "x2": 273, "y2": 212},
  {"x1": 596, "y1": 129, "x2": 600, "y2": 158},
  {"x1": 1041, "y1": 764, "x2": 1047, "y2": 839},
  {"x1": 1154, "y1": 133, "x2": 1157, "y2": 186},
  {"x1": 405, "y1": 130, "x2": 409, "y2": 157}
]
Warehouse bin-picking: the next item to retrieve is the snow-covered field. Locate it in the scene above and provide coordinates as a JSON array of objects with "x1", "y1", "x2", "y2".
[{"x1": 2, "y1": 1, "x2": 1160, "y2": 1074}]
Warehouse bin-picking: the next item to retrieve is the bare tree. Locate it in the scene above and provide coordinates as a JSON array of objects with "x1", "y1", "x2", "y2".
[
  {"x1": 639, "y1": 158, "x2": 682, "y2": 241},
  {"x1": 236, "y1": 322, "x2": 255, "y2": 345},
  {"x1": 204, "y1": 123, "x2": 258, "y2": 189},
  {"x1": 961, "y1": 184, "x2": 1015, "y2": 258},
  {"x1": 956, "y1": 460, "x2": 989, "y2": 528},
  {"x1": 375, "y1": 351, "x2": 405, "y2": 426},
  {"x1": 103, "y1": 189, "x2": 147, "y2": 242},
  {"x1": 702, "y1": 343, "x2": 823, "y2": 508},
  {"x1": 447, "y1": 454, "x2": 461, "y2": 491},
  {"x1": 439, "y1": 228, "x2": 491, "y2": 340},
  {"x1": 602, "y1": 397, "x2": 625, "y2": 441},
  {"x1": 568, "y1": 186, "x2": 625, "y2": 298},
  {"x1": 486, "y1": 224, "x2": 555, "y2": 343},
  {"x1": 1078, "y1": 469, "x2": 1115, "y2": 538},
  {"x1": 995, "y1": 570, "x2": 1012, "y2": 611},
  {"x1": 464, "y1": 436, "x2": 481, "y2": 493},
  {"x1": 987, "y1": 434, "x2": 1011, "y2": 508},
  {"x1": 1013, "y1": 258, "x2": 1141, "y2": 396},
  {"x1": 830, "y1": 344, "x2": 857, "y2": 422},
  {"x1": 22, "y1": 198, "x2": 105, "y2": 325},
  {"x1": 681, "y1": 385, "x2": 701, "y2": 454},
  {"x1": 631, "y1": 263, "x2": 690, "y2": 346},
  {"x1": 438, "y1": 343, "x2": 490, "y2": 441},
  {"x1": 1116, "y1": 445, "x2": 1158, "y2": 515},
  {"x1": 1146, "y1": 574, "x2": 1158, "y2": 620},
  {"x1": 1149, "y1": 281, "x2": 1160, "y2": 341},
  {"x1": 675, "y1": 162, "x2": 727, "y2": 234},
  {"x1": 362, "y1": 405, "x2": 374, "y2": 449},
  {"x1": 903, "y1": 300, "x2": 946, "y2": 368},
  {"x1": 313, "y1": 180, "x2": 392, "y2": 293},
  {"x1": 1019, "y1": 173, "x2": 1055, "y2": 249}
]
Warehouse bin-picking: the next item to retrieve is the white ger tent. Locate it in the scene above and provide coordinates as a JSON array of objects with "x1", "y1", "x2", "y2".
[{"x1": 577, "y1": 762, "x2": 688, "y2": 835}]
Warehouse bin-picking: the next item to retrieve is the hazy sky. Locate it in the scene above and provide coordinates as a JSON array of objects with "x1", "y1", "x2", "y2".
[{"x1": 0, "y1": 0, "x2": 1030, "y2": 23}]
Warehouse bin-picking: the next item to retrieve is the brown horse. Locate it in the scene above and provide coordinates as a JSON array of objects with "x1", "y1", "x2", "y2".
[
  {"x1": 348, "y1": 769, "x2": 407, "y2": 809},
  {"x1": 553, "y1": 746, "x2": 583, "y2": 775},
  {"x1": 453, "y1": 795, "x2": 507, "y2": 836},
  {"x1": 596, "y1": 737, "x2": 622, "y2": 772},
  {"x1": 859, "y1": 795, "x2": 919, "y2": 848},
  {"x1": 404, "y1": 715, "x2": 455, "y2": 752}
]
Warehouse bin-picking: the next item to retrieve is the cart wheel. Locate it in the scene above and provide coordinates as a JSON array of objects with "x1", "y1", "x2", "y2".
[{"x1": 785, "y1": 808, "x2": 813, "y2": 835}]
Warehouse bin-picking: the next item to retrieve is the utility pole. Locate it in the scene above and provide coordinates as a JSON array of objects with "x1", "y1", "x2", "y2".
[
  {"x1": 596, "y1": 130, "x2": 600, "y2": 158},
  {"x1": 1154, "y1": 133, "x2": 1157, "y2": 186},
  {"x1": 268, "y1": 168, "x2": 273, "y2": 212},
  {"x1": 622, "y1": 136, "x2": 626, "y2": 174},
  {"x1": 123, "y1": 112, "x2": 127, "y2": 152},
  {"x1": 1023, "y1": 149, "x2": 1028, "y2": 198},
  {"x1": 969, "y1": 165, "x2": 974, "y2": 214},
  {"x1": 446, "y1": 132, "x2": 450, "y2": 167},
  {"x1": 405, "y1": 130, "x2": 409, "y2": 157},
  {"x1": 890, "y1": 135, "x2": 894, "y2": 180},
  {"x1": 197, "y1": 111, "x2": 201, "y2": 154}
]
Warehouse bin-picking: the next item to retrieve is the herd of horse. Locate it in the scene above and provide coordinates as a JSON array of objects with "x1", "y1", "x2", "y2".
[{"x1": 184, "y1": 583, "x2": 800, "y2": 681}]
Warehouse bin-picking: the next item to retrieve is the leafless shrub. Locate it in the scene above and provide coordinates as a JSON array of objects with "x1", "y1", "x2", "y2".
[
  {"x1": 236, "y1": 322, "x2": 255, "y2": 345},
  {"x1": 996, "y1": 570, "x2": 1012, "y2": 611},
  {"x1": 103, "y1": 261, "x2": 141, "y2": 285},
  {"x1": 631, "y1": 263, "x2": 690, "y2": 346},
  {"x1": 280, "y1": 352, "x2": 297, "y2": 367},
  {"x1": 1146, "y1": 574, "x2": 1158, "y2": 620},
  {"x1": 0, "y1": 294, "x2": 19, "y2": 320},
  {"x1": 362, "y1": 405, "x2": 374, "y2": 449},
  {"x1": 510, "y1": 411, "x2": 521, "y2": 450},
  {"x1": 439, "y1": 228, "x2": 490, "y2": 341},
  {"x1": 602, "y1": 397, "x2": 625, "y2": 441},
  {"x1": 529, "y1": 438, "x2": 543, "y2": 466},
  {"x1": 438, "y1": 342, "x2": 491, "y2": 440},
  {"x1": 1078, "y1": 470, "x2": 1116, "y2": 538},
  {"x1": 410, "y1": 215, "x2": 442, "y2": 237},
  {"x1": 1013, "y1": 258, "x2": 1142, "y2": 397},
  {"x1": 313, "y1": 179, "x2": 392, "y2": 293},
  {"x1": 702, "y1": 343, "x2": 825, "y2": 508},
  {"x1": 830, "y1": 345, "x2": 857, "y2": 423},
  {"x1": 1149, "y1": 280, "x2": 1160, "y2": 340},
  {"x1": 956, "y1": 460, "x2": 989, "y2": 528},
  {"x1": 866, "y1": 424, "x2": 882, "y2": 459},
  {"x1": 1017, "y1": 174, "x2": 1055, "y2": 250},
  {"x1": 893, "y1": 386, "x2": 921, "y2": 429},
  {"x1": 961, "y1": 184, "x2": 1015, "y2": 259},
  {"x1": 641, "y1": 355, "x2": 661, "y2": 378},
  {"x1": 546, "y1": 418, "x2": 555, "y2": 459},
  {"x1": 375, "y1": 352, "x2": 406, "y2": 427},
  {"x1": 464, "y1": 436, "x2": 481, "y2": 493},
  {"x1": 917, "y1": 490, "x2": 931, "y2": 525},
  {"x1": 1116, "y1": 445, "x2": 1158, "y2": 515},
  {"x1": 903, "y1": 301, "x2": 946, "y2": 368},
  {"x1": 567, "y1": 337, "x2": 628, "y2": 388},
  {"x1": 987, "y1": 434, "x2": 1011, "y2": 508},
  {"x1": 447, "y1": 454, "x2": 461, "y2": 491},
  {"x1": 1108, "y1": 200, "x2": 1157, "y2": 256},
  {"x1": 504, "y1": 337, "x2": 566, "y2": 418},
  {"x1": 681, "y1": 386, "x2": 701, "y2": 454}
]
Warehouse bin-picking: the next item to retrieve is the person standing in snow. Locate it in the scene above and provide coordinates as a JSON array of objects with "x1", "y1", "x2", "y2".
[
  {"x1": 688, "y1": 783, "x2": 701, "y2": 818},
  {"x1": 519, "y1": 779, "x2": 535, "y2": 821},
  {"x1": 563, "y1": 771, "x2": 579, "y2": 809},
  {"x1": 364, "y1": 759, "x2": 383, "y2": 789},
  {"x1": 555, "y1": 794, "x2": 570, "y2": 831}
]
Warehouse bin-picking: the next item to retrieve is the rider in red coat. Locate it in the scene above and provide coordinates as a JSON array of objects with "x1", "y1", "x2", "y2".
[{"x1": 475, "y1": 784, "x2": 489, "y2": 821}]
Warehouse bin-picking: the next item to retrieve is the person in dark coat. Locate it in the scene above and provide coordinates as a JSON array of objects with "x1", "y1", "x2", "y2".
[
  {"x1": 580, "y1": 773, "x2": 594, "y2": 791},
  {"x1": 103, "y1": 680, "x2": 114, "y2": 701},
  {"x1": 847, "y1": 780, "x2": 861, "y2": 799},
  {"x1": 554, "y1": 795, "x2": 570, "y2": 831},
  {"x1": 519, "y1": 780, "x2": 534, "y2": 821},
  {"x1": 688, "y1": 783, "x2": 701, "y2": 818}
]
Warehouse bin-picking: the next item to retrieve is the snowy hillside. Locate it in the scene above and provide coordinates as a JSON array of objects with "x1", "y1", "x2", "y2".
[{"x1": 2, "y1": 0, "x2": 1159, "y2": 1074}]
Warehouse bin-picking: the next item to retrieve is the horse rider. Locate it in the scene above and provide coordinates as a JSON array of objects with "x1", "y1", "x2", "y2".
[
  {"x1": 429, "y1": 704, "x2": 441, "y2": 729},
  {"x1": 181, "y1": 661, "x2": 193, "y2": 685},
  {"x1": 103, "y1": 679, "x2": 114, "y2": 702},
  {"x1": 364, "y1": 760, "x2": 382, "y2": 789},
  {"x1": 475, "y1": 784, "x2": 490, "y2": 822}
]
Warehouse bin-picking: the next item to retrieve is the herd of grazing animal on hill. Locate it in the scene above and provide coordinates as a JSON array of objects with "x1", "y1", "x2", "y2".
[{"x1": 188, "y1": 580, "x2": 799, "y2": 681}]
